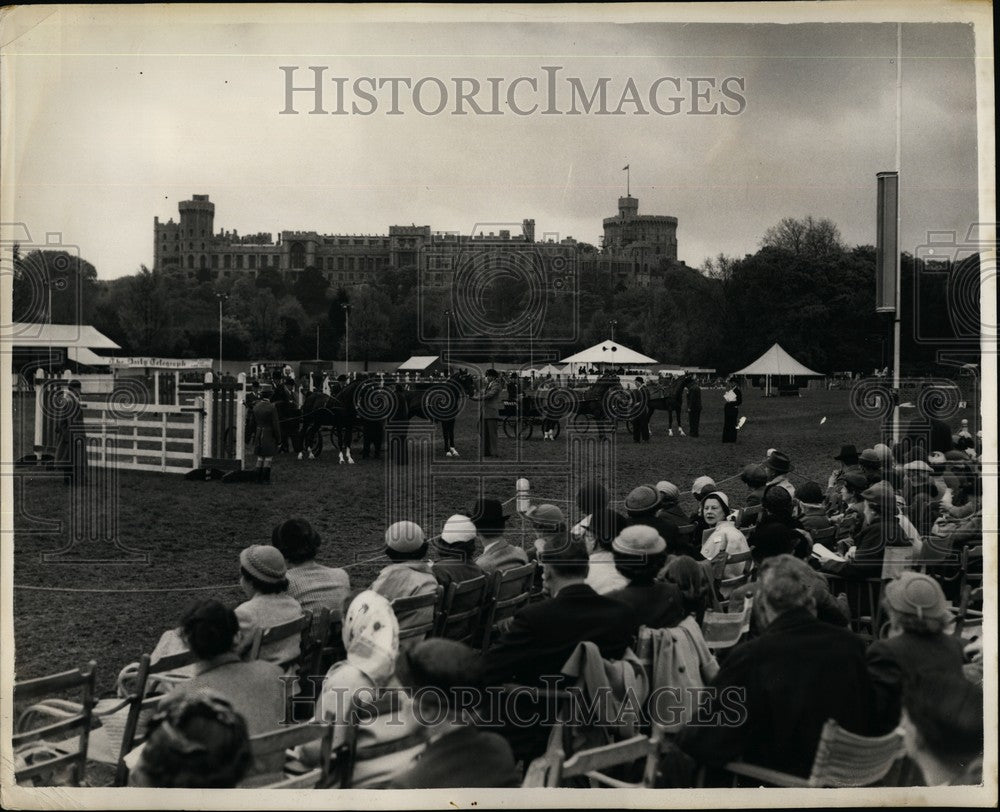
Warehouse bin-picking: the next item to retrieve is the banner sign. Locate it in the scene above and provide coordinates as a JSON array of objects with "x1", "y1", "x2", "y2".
[
  {"x1": 109, "y1": 357, "x2": 213, "y2": 370},
  {"x1": 875, "y1": 171, "x2": 898, "y2": 313}
]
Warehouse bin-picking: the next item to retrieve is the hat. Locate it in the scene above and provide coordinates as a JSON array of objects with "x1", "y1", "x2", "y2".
[
  {"x1": 884, "y1": 572, "x2": 951, "y2": 621},
  {"x1": 239, "y1": 545, "x2": 287, "y2": 585},
  {"x1": 612, "y1": 525, "x2": 666, "y2": 556},
  {"x1": 701, "y1": 491, "x2": 730, "y2": 514},
  {"x1": 873, "y1": 443, "x2": 894, "y2": 464},
  {"x1": 576, "y1": 481, "x2": 609, "y2": 513},
  {"x1": 764, "y1": 450, "x2": 792, "y2": 474},
  {"x1": 438, "y1": 514, "x2": 478, "y2": 545},
  {"x1": 625, "y1": 485, "x2": 664, "y2": 515},
  {"x1": 485, "y1": 368, "x2": 499, "y2": 378},
  {"x1": 691, "y1": 476, "x2": 716, "y2": 497},
  {"x1": 762, "y1": 486, "x2": 793, "y2": 515},
  {"x1": 405, "y1": 639, "x2": 481, "y2": 692},
  {"x1": 524, "y1": 503, "x2": 565, "y2": 529},
  {"x1": 834, "y1": 444, "x2": 859, "y2": 462},
  {"x1": 944, "y1": 450, "x2": 967, "y2": 462},
  {"x1": 861, "y1": 480, "x2": 896, "y2": 505},
  {"x1": 654, "y1": 481, "x2": 681, "y2": 504},
  {"x1": 740, "y1": 464, "x2": 769, "y2": 488},
  {"x1": 927, "y1": 451, "x2": 947, "y2": 467},
  {"x1": 469, "y1": 498, "x2": 507, "y2": 532},
  {"x1": 385, "y1": 520, "x2": 426, "y2": 553},
  {"x1": 859, "y1": 448, "x2": 881, "y2": 466},
  {"x1": 902, "y1": 460, "x2": 933, "y2": 474},
  {"x1": 840, "y1": 471, "x2": 869, "y2": 492},
  {"x1": 796, "y1": 481, "x2": 824, "y2": 507}
]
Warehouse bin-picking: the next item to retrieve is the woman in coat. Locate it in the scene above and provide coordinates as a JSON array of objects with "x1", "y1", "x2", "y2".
[{"x1": 721, "y1": 377, "x2": 742, "y2": 443}]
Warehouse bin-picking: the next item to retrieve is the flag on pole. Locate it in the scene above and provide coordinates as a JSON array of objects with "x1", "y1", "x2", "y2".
[{"x1": 622, "y1": 164, "x2": 629, "y2": 171}]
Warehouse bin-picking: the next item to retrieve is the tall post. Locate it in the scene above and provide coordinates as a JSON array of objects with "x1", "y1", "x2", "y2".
[
  {"x1": 316, "y1": 325, "x2": 320, "y2": 360},
  {"x1": 891, "y1": 22, "x2": 903, "y2": 444},
  {"x1": 342, "y1": 303, "x2": 351, "y2": 376},
  {"x1": 444, "y1": 309, "x2": 451, "y2": 373},
  {"x1": 215, "y1": 293, "x2": 228, "y2": 377}
]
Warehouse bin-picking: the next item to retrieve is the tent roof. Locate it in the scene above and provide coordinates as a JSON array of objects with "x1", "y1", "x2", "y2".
[
  {"x1": 397, "y1": 355, "x2": 440, "y2": 371},
  {"x1": 560, "y1": 339, "x2": 658, "y2": 366},
  {"x1": 67, "y1": 347, "x2": 111, "y2": 367},
  {"x1": 536, "y1": 363, "x2": 565, "y2": 375},
  {"x1": 732, "y1": 343, "x2": 823, "y2": 376},
  {"x1": 4, "y1": 323, "x2": 121, "y2": 350}
]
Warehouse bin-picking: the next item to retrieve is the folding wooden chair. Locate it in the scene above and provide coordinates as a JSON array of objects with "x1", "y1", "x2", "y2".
[
  {"x1": 675, "y1": 523, "x2": 697, "y2": 549},
  {"x1": 825, "y1": 575, "x2": 885, "y2": 643},
  {"x1": 701, "y1": 598, "x2": 754, "y2": 651},
  {"x1": 248, "y1": 611, "x2": 314, "y2": 670},
  {"x1": 392, "y1": 586, "x2": 443, "y2": 644},
  {"x1": 247, "y1": 721, "x2": 333, "y2": 788},
  {"x1": 544, "y1": 722, "x2": 662, "y2": 788},
  {"x1": 704, "y1": 718, "x2": 905, "y2": 788},
  {"x1": 14, "y1": 660, "x2": 97, "y2": 787},
  {"x1": 479, "y1": 561, "x2": 537, "y2": 653},
  {"x1": 435, "y1": 575, "x2": 489, "y2": 645},
  {"x1": 880, "y1": 546, "x2": 913, "y2": 580},
  {"x1": 113, "y1": 647, "x2": 201, "y2": 785},
  {"x1": 810, "y1": 526, "x2": 837, "y2": 548}
]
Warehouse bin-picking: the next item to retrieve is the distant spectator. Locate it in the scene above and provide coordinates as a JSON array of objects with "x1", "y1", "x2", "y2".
[
  {"x1": 271, "y1": 519, "x2": 351, "y2": 620},
  {"x1": 900, "y1": 672, "x2": 983, "y2": 785},
  {"x1": 821, "y1": 482, "x2": 909, "y2": 579},
  {"x1": 867, "y1": 572, "x2": 966, "y2": 733},
  {"x1": 389, "y1": 640, "x2": 519, "y2": 788},
  {"x1": 132, "y1": 689, "x2": 251, "y2": 788},
  {"x1": 235, "y1": 545, "x2": 303, "y2": 669},
  {"x1": 796, "y1": 481, "x2": 833, "y2": 535},
  {"x1": 859, "y1": 448, "x2": 883, "y2": 486},
  {"x1": 751, "y1": 486, "x2": 812, "y2": 562},
  {"x1": 763, "y1": 450, "x2": 795, "y2": 497},
  {"x1": 662, "y1": 555, "x2": 714, "y2": 625},
  {"x1": 654, "y1": 481, "x2": 689, "y2": 532},
  {"x1": 625, "y1": 484, "x2": 691, "y2": 560},
  {"x1": 680, "y1": 555, "x2": 873, "y2": 779},
  {"x1": 471, "y1": 498, "x2": 528, "y2": 576},
  {"x1": 831, "y1": 470, "x2": 869, "y2": 540}
]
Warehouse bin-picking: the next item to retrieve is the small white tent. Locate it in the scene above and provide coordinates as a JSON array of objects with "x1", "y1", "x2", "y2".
[
  {"x1": 561, "y1": 339, "x2": 658, "y2": 368},
  {"x1": 732, "y1": 343, "x2": 823, "y2": 396}
]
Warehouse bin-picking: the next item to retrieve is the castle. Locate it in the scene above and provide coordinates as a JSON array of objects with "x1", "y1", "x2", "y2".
[{"x1": 153, "y1": 194, "x2": 684, "y2": 288}]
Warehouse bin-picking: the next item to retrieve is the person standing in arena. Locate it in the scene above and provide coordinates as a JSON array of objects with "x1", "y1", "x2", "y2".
[
  {"x1": 687, "y1": 379, "x2": 702, "y2": 437},
  {"x1": 251, "y1": 394, "x2": 281, "y2": 484},
  {"x1": 470, "y1": 368, "x2": 502, "y2": 458},
  {"x1": 721, "y1": 376, "x2": 742, "y2": 443}
]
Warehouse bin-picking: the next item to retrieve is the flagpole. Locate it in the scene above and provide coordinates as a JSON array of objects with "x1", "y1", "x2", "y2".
[{"x1": 891, "y1": 22, "x2": 902, "y2": 444}]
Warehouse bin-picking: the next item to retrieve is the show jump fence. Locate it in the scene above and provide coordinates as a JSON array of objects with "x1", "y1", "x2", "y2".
[{"x1": 21, "y1": 369, "x2": 247, "y2": 477}]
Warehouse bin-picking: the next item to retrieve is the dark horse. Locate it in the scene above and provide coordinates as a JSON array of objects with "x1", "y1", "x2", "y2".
[
  {"x1": 297, "y1": 377, "x2": 371, "y2": 464},
  {"x1": 387, "y1": 371, "x2": 477, "y2": 463},
  {"x1": 645, "y1": 374, "x2": 692, "y2": 434}
]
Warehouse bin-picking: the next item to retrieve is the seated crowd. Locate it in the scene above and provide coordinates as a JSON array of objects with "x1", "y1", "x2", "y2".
[{"x1": 71, "y1": 433, "x2": 985, "y2": 790}]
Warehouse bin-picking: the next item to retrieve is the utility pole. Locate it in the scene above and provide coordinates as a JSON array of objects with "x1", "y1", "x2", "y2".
[{"x1": 215, "y1": 293, "x2": 228, "y2": 376}]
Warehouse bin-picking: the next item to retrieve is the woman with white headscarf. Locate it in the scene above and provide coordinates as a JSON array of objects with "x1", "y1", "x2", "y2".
[{"x1": 294, "y1": 590, "x2": 425, "y2": 787}]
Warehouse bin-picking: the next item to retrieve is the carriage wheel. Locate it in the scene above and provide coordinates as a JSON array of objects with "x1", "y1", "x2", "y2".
[
  {"x1": 548, "y1": 420, "x2": 561, "y2": 440},
  {"x1": 502, "y1": 416, "x2": 519, "y2": 439},
  {"x1": 519, "y1": 421, "x2": 534, "y2": 441},
  {"x1": 303, "y1": 426, "x2": 323, "y2": 458}
]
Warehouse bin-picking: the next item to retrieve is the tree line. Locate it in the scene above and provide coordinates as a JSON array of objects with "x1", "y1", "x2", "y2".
[{"x1": 10, "y1": 216, "x2": 979, "y2": 374}]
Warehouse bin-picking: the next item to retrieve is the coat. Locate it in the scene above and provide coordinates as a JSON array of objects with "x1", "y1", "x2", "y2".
[
  {"x1": 387, "y1": 725, "x2": 520, "y2": 788},
  {"x1": 606, "y1": 581, "x2": 686, "y2": 629},
  {"x1": 679, "y1": 607, "x2": 873, "y2": 778},
  {"x1": 472, "y1": 378, "x2": 503, "y2": 420},
  {"x1": 481, "y1": 582, "x2": 639, "y2": 687},
  {"x1": 475, "y1": 539, "x2": 529, "y2": 576},
  {"x1": 866, "y1": 631, "x2": 967, "y2": 734},
  {"x1": 687, "y1": 384, "x2": 702, "y2": 412}
]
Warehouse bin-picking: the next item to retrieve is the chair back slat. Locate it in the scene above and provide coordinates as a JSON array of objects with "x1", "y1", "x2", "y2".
[
  {"x1": 436, "y1": 576, "x2": 488, "y2": 644},
  {"x1": 808, "y1": 718, "x2": 905, "y2": 787},
  {"x1": 14, "y1": 660, "x2": 96, "y2": 787},
  {"x1": 392, "y1": 587, "x2": 443, "y2": 642},
  {"x1": 249, "y1": 611, "x2": 313, "y2": 666},
  {"x1": 547, "y1": 725, "x2": 661, "y2": 788},
  {"x1": 249, "y1": 721, "x2": 333, "y2": 789},
  {"x1": 480, "y1": 562, "x2": 537, "y2": 652}
]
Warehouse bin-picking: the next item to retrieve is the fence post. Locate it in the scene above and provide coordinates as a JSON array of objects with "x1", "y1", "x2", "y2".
[
  {"x1": 153, "y1": 371, "x2": 160, "y2": 406},
  {"x1": 33, "y1": 368, "x2": 45, "y2": 450},
  {"x1": 202, "y1": 371, "x2": 214, "y2": 460},
  {"x1": 192, "y1": 396, "x2": 204, "y2": 470},
  {"x1": 236, "y1": 372, "x2": 247, "y2": 469}
]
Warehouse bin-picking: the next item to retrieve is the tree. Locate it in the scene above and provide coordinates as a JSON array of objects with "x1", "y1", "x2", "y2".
[
  {"x1": 255, "y1": 267, "x2": 287, "y2": 299},
  {"x1": 761, "y1": 216, "x2": 845, "y2": 259},
  {"x1": 292, "y1": 266, "x2": 330, "y2": 316},
  {"x1": 118, "y1": 266, "x2": 172, "y2": 354},
  {"x1": 12, "y1": 249, "x2": 100, "y2": 325},
  {"x1": 347, "y1": 286, "x2": 391, "y2": 368}
]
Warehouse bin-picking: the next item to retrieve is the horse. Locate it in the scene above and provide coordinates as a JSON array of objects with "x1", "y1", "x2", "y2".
[
  {"x1": 244, "y1": 387, "x2": 303, "y2": 455},
  {"x1": 645, "y1": 374, "x2": 691, "y2": 435},
  {"x1": 297, "y1": 377, "x2": 370, "y2": 464},
  {"x1": 387, "y1": 371, "x2": 477, "y2": 463}
]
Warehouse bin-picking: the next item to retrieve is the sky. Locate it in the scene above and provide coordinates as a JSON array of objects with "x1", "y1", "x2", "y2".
[{"x1": 0, "y1": 4, "x2": 990, "y2": 280}]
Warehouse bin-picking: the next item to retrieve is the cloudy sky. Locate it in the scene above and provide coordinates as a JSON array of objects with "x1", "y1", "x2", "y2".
[{"x1": 0, "y1": 5, "x2": 989, "y2": 279}]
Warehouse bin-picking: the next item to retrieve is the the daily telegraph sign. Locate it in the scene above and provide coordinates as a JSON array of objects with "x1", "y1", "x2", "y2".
[{"x1": 109, "y1": 357, "x2": 213, "y2": 370}]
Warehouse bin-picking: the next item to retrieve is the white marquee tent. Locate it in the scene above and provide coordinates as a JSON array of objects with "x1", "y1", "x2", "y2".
[
  {"x1": 732, "y1": 343, "x2": 823, "y2": 395},
  {"x1": 561, "y1": 339, "x2": 658, "y2": 369}
]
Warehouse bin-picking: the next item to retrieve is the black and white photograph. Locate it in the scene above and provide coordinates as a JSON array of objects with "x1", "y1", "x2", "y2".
[{"x1": 1, "y1": 2, "x2": 995, "y2": 808}]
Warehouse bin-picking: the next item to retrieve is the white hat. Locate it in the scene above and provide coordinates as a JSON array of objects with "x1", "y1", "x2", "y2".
[
  {"x1": 385, "y1": 520, "x2": 425, "y2": 553},
  {"x1": 439, "y1": 514, "x2": 478, "y2": 545}
]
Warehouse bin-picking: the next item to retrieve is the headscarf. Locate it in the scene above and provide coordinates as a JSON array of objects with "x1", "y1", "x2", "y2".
[{"x1": 342, "y1": 590, "x2": 399, "y2": 685}]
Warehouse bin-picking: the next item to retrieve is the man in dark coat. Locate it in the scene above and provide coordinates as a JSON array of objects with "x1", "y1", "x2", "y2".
[
  {"x1": 470, "y1": 369, "x2": 502, "y2": 458},
  {"x1": 680, "y1": 555, "x2": 874, "y2": 779},
  {"x1": 55, "y1": 380, "x2": 86, "y2": 486},
  {"x1": 631, "y1": 377, "x2": 651, "y2": 443},
  {"x1": 686, "y1": 380, "x2": 702, "y2": 437},
  {"x1": 481, "y1": 533, "x2": 639, "y2": 686},
  {"x1": 390, "y1": 640, "x2": 520, "y2": 788},
  {"x1": 251, "y1": 395, "x2": 282, "y2": 483}
]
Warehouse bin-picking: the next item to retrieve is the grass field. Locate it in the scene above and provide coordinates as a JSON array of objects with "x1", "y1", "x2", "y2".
[{"x1": 10, "y1": 387, "x2": 976, "y2": 697}]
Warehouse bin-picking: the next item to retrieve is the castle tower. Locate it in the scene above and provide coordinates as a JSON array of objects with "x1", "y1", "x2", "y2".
[
  {"x1": 178, "y1": 194, "x2": 215, "y2": 240},
  {"x1": 618, "y1": 196, "x2": 639, "y2": 217}
]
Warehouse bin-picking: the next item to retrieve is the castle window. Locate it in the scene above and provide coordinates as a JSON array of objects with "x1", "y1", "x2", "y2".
[
  {"x1": 189, "y1": 242, "x2": 193, "y2": 250},
  {"x1": 224, "y1": 254, "x2": 231, "y2": 269},
  {"x1": 290, "y1": 242, "x2": 306, "y2": 270},
  {"x1": 236, "y1": 255, "x2": 244, "y2": 270},
  {"x1": 199, "y1": 255, "x2": 207, "y2": 269},
  {"x1": 187, "y1": 255, "x2": 194, "y2": 269},
  {"x1": 325, "y1": 257, "x2": 333, "y2": 270},
  {"x1": 248, "y1": 255, "x2": 256, "y2": 269},
  {"x1": 337, "y1": 257, "x2": 345, "y2": 270},
  {"x1": 212, "y1": 255, "x2": 219, "y2": 269}
]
